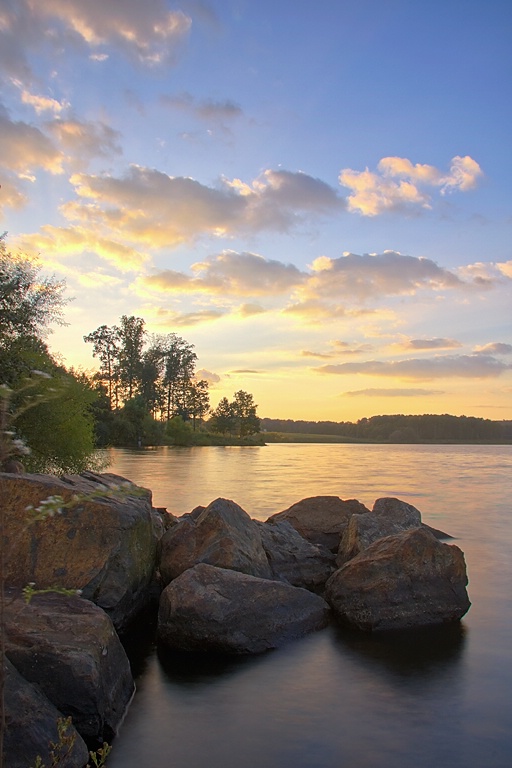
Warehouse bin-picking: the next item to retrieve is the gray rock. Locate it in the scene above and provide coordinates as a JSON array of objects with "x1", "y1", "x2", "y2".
[
  {"x1": 3, "y1": 657, "x2": 89, "y2": 768},
  {"x1": 4, "y1": 591, "x2": 135, "y2": 745},
  {"x1": 256, "y1": 519, "x2": 336, "y2": 591},
  {"x1": 326, "y1": 527, "x2": 471, "y2": 632},
  {"x1": 1, "y1": 471, "x2": 159, "y2": 632},
  {"x1": 159, "y1": 497, "x2": 272, "y2": 584},
  {"x1": 337, "y1": 496, "x2": 423, "y2": 565},
  {"x1": 158, "y1": 563, "x2": 330, "y2": 654},
  {"x1": 267, "y1": 495, "x2": 371, "y2": 552}
]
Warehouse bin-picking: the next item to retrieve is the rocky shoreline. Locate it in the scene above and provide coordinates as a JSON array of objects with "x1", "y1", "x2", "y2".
[{"x1": 1, "y1": 471, "x2": 470, "y2": 767}]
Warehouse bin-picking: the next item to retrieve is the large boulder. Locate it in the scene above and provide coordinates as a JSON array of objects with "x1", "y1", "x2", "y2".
[
  {"x1": 3, "y1": 657, "x2": 89, "y2": 768},
  {"x1": 1, "y1": 471, "x2": 159, "y2": 632},
  {"x1": 267, "y1": 496, "x2": 370, "y2": 551},
  {"x1": 4, "y1": 591, "x2": 135, "y2": 746},
  {"x1": 337, "y1": 497, "x2": 422, "y2": 565},
  {"x1": 158, "y1": 563, "x2": 330, "y2": 654},
  {"x1": 256, "y1": 519, "x2": 336, "y2": 591},
  {"x1": 325, "y1": 527, "x2": 471, "y2": 632},
  {"x1": 159, "y1": 498, "x2": 272, "y2": 584}
]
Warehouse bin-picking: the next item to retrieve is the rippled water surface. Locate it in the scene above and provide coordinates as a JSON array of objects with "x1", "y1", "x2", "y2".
[{"x1": 106, "y1": 444, "x2": 512, "y2": 768}]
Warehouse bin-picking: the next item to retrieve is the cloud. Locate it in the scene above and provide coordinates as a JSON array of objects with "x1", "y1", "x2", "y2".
[
  {"x1": 161, "y1": 92, "x2": 243, "y2": 122},
  {"x1": 20, "y1": 88, "x2": 68, "y2": 115},
  {"x1": 0, "y1": 109, "x2": 63, "y2": 176},
  {"x1": 343, "y1": 388, "x2": 445, "y2": 397},
  {"x1": 61, "y1": 165, "x2": 342, "y2": 246},
  {"x1": 15, "y1": 226, "x2": 148, "y2": 271},
  {"x1": 300, "y1": 250, "x2": 463, "y2": 303},
  {"x1": 339, "y1": 155, "x2": 483, "y2": 216},
  {"x1": 153, "y1": 307, "x2": 226, "y2": 327},
  {"x1": 237, "y1": 303, "x2": 267, "y2": 317},
  {"x1": 474, "y1": 342, "x2": 512, "y2": 355},
  {"x1": 195, "y1": 368, "x2": 221, "y2": 385},
  {"x1": 24, "y1": 0, "x2": 191, "y2": 66},
  {"x1": 315, "y1": 354, "x2": 511, "y2": 380},
  {"x1": 141, "y1": 251, "x2": 304, "y2": 297},
  {"x1": 392, "y1": 337, "x2": 463, "y2": 351},
  {"x1": 46, "y1": 117, "x2": 122, "y2": 163}
]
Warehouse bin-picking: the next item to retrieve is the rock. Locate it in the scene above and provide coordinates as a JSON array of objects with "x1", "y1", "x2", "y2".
[
  {"x1": 3, "y1": 657, "x2": 89, "y2": 768},
  {"x1": 158, "y1": 563, "x2": 330, "y2": 654},
  {"x1": 158, "y1": 497, "x2": 272, "y2": 584},
  {"x1": 4, "y1": 591, "x2": 135, "y2": 747},
  {"x1": 337, "y1": 497, "x2": 423, "y2": 565},
  {"x1": 267, "y1": 496, "x2": 371, "y2": 552},
  {"x1": 1, "y1": 471, "x2": 159, "y2": 632},
  {"x1": 325, "y1": 527, "x2": 471, "y2": 632},
  {"x1": 256, "y1": 519, "x2": 336, "y2": 591}
]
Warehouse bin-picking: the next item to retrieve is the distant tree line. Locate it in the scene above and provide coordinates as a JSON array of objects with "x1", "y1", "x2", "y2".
[{"x1": 261, "y1": 414, "x2": 510, "y2": 443}]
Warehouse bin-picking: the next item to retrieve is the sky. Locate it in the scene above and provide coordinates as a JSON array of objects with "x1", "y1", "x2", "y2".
[{"x1": 1, "y1": 0, "x2": 511, "y2": 422}]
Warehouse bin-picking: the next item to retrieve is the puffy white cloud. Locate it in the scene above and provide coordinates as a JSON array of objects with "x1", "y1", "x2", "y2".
[
  {"x1": 300, "y1": 251, "x2": 463, "y2": 303},
  {"x1": 315, "y1": 354, "x2": 511, "y2": 380},
  {"x1": 196, "y1": 369, "x2": 221, "y2": 385},
  {"x1": 339, "y1": 155, "x2": 483, "y2": 216},
  {"x1": 62, "y1": 165, "x2": 342, "y2": 246},
  {"x1": 20, "y1": 89, "x2": 68, "y2": 115}
]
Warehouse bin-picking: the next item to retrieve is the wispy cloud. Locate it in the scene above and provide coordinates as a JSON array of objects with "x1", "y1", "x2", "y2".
[
  {"x1": 161, "y1": 91, "x2": 243, "y2": 122},
  {"x1": 343, "y1": 388, "x2": 445, "y2": 397},
  {"x1": 392, "y1": 337, "x2": 463, "y2": 352},
  {"x1": 339, "y1": 155, "x2": 483, "y2": 216},
  {"x1": 315, "y1": 354, "x2": 511, "y2": 380}
]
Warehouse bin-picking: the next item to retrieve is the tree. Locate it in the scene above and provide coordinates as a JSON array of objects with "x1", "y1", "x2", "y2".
[
  {"x1": 0, "y1": 235, "x2": 68, "y2": 345},
  {"x1": 161, "y1": 334, "x2": 197, "y2": 421},
  {"x1": 232, "y1": 390, "x2": 260, "y2": 438},
  {"x1": 208, "y1": 397, "x2": 236, "y2": 436},
  {"x1": 184, "y1": 379, "x2": 210, "y2": 430},
  {"x1": 83, "y1": 324, "x2": 121, "y2": 410},
  {"x1": 117, "y1": 315, "x2": 146, "y2": 401}
]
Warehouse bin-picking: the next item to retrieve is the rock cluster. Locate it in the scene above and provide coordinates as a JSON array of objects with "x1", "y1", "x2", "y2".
[{"x1": 1, "y1": 470, "x2": 471, "y2": 767}]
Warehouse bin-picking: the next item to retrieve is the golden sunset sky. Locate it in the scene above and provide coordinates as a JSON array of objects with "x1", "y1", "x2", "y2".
[{"x1": 1, "y1": 0, "x2": 511, "y2": 421}]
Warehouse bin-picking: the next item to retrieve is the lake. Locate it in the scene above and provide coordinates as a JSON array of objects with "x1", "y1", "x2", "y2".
[{"x1": 105, "y1": 443, "x2": 512, "y2": 768}]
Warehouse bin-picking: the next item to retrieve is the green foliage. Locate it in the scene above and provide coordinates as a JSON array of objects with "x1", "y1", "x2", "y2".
[
  {"x1": 209, "y1": 391, "x2": 260, "y2": 438},
  {"x1": 28, "y1": 716, "x2": 111, "y2": 768},
  {"x1": 0, "y1": 236, "x2": 68, "y2": 345},
  {"x1": 165, "y1": 415, "x2": 194, "y2": 445}
]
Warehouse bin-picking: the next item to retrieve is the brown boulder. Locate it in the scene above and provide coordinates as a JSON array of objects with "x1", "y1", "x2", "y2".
[
  {"x1": 267, "y1": 496, "x2": 370, "y2": 551},
  {"x1": 337, "y1": 496, "x2": 423, "y2": 565},
  {"x1": 326, "y1": 527, "x2": 471, "y2": 631},
  {"x1": 1, "y1": 471, "x2": 159, "y2": 632},
  {"x1": 256, "y1": 519, "x2": 336, "y2": 591},
  {"x1": 4, "y1": 591, "x2": 135, "y2": 746},
  {"x1": 159, "y1": 497, "x2": 272, "y2": 584},
  {"x1": 158, "y1": 563, "x2": 330, "y2": 654},
  {"x1": 3, "y1": 657, "x2": 89, "y2": 768}
]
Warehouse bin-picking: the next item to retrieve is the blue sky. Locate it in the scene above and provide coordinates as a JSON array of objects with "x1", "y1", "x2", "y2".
[{"x1": 1, "y1": 0, "x2": 511, "y2": 420}]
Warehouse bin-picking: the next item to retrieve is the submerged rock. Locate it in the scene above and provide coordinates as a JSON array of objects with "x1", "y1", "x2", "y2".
[
  {"x1": 4, "y1": 591, "x2": 135, "y2": 746},
  {"x1": 267, "y1": 495, "x2": 370, "y2": 552},
  {"x1": 326, "y1": 527, "x2": 471, "y2": 632},
  {"x1": 158, "y1": 563, "x2": 330, "y2": 654}
]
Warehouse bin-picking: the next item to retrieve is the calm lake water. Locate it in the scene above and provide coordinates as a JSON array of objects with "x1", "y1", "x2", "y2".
[{"x1": 106, "y1": 444, "x2": 512, "y2": 768}]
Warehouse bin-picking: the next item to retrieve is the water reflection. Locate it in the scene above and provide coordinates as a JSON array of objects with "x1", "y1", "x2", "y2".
[{"x1": 331, "y1": 621, "x2": 466, "y2": 684}]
